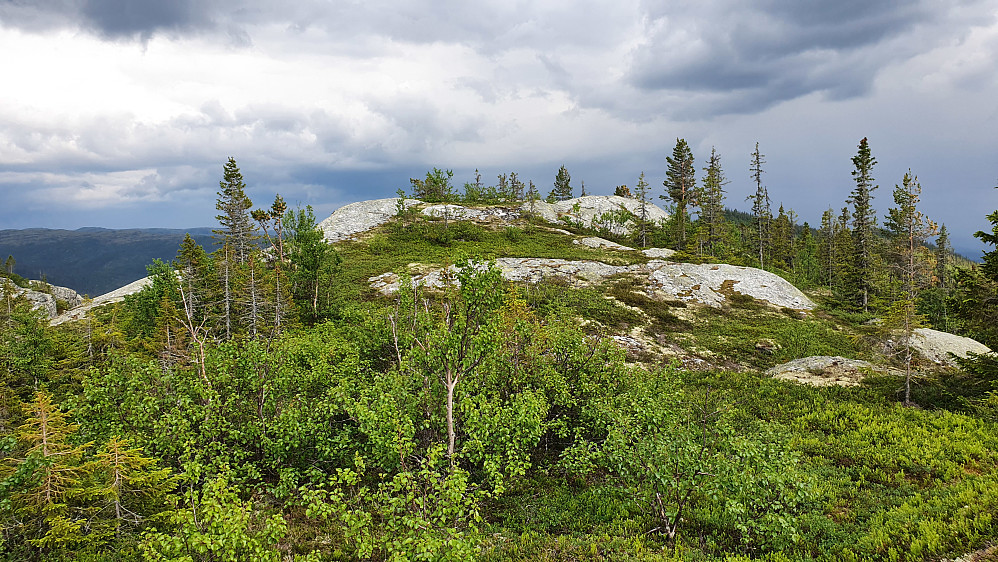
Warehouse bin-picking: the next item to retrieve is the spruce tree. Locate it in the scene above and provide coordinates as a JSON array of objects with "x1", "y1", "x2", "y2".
[
  {"x1": 214, "y1": 157, "x2": 257, "y2": 265},
  {"x1": 848, "y1": 137, "x2": 879, "y2": 312},
  {"x1": 548, "y1": 165, "x2": 573, "y2": 202},
  {"x1": 832, "y1": 207, "x2": 855, "y2": 302},
  {"x1": 698, "y1": 147, "x2": 728, "y2": 257},
  {"x1": 747, "y1": 142, "x2": 771, "y2": 267},
  {"x1": 935, "y1": 224, "x2": 951, "y2": 291},
  {"x1": 662, "y1": 139, "x2": 696, "y2": 250},
  {"x1": 770, "y1": 205, "x2": 792, "y2": 269},
  {"x1": 883, "y1": 171, "x2": 936, "y2": 405},
  {"x1": 9, "y1": 391, "x2": 93, "y2": 549},
  {"x1": 635, "y1": 172, "x2": 651, "y2": 248}
]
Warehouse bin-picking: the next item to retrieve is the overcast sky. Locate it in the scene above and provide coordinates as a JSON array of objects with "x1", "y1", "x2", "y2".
[{"x1": 1, "y1": 0, "x2": 996, "y2": 256}]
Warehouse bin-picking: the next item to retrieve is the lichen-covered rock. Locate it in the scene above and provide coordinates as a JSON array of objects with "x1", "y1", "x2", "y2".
[
  {"x1": 3, "y1": 281, "x2": 85, "y2": 318},
  {"x1": 421, "y1": 204, "x2": 522, "y2": 222},
  {"x1": 317, "y1": 196, "x2": 669, "y2": 244},
  {"x1": 318, "y1": 198, "x2": 421, "y2": 242},
  {"x1": 525, "y1": 195, "x2": 669, "y2": 235},
  {"x1": 3, "y1": 286, "x2": 58, "y2": 318},
  {"x1": 48, "y1": 284, "x2": 83, "y2": 308},
  {"x1": 646, "y1": 262, "x2": 813, "y2": 310},
  {"x1": 766, "y1": 356, "x2": 885, "y2": 387},
  {"x1": 910, "y1": 328, "x2": 991, "y2": 367},
  {"x1": 573, "y1": 237, "x2": 637, "y2": 251},
  {"x1": 371, "y1": 258, "x2": 815, "y2": 310},
  {"x1": 642, "y1": 248, "x2": 676, "y2": 259}
]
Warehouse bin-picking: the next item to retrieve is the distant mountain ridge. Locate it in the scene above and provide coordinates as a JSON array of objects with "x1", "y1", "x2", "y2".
[{"x1": 0, "y1": 227, "x2": 215, "y2": 296}]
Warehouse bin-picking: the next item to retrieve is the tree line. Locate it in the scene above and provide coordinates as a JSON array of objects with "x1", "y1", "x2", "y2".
[{"x1": 405, "y1": 138, "x2": 959, "y2": 324}]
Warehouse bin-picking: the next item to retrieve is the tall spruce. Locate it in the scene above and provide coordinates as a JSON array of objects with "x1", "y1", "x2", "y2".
[
  {"x1": 770, "y1": 205, "x2": 792, "y2": 269},
  {"x1": 847, "y1": 137, "x2": 879, "y2": 312},
  {"x1": 214, "y1": 157, "x2": 257, "y2": 265},
  {"x1": 935, "y1": 224, "x2": 951, "y2": 291},
  {"x1": 662, "y1": 138, "x2": 696, "y2": 250},
  {"x1": 747, "y1": 142, "x2": 771, "y2": 267},
  {"x1": 883, "y1": 171, "x2": 936, "y2": 405},
  {"x1": 698, "y1": 147, "x2": 728, "y2": 256},
  {"x1": 635, "y1": 172, "x2": 651, "y2": 248}
]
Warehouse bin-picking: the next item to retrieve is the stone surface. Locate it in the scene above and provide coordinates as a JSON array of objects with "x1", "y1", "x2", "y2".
[
  {"x1": 47, "y1": 284, "x2": 83, "y2": 308},
  {"x1": 2, "y1": 285, "x2": 57, "y2": 318},
  {"x1": 573, "y1": 237, "x2": 637, "y2": 251},
  {"x1": 51, "y1": 276, "x2": 153, "y2": 326},
  {"x1": 371, "y1": 258, "x2": 815, "y2": 310},
  {"x1": 910, "y1": 328, "x2": 991, "y2": 367},
  {"x1": 525, "y1": 195, "x2": 669, "y2": 235},
  {"x1": 318, "y1": 198, "x2": 421, "y2": 242},
  {"x1": 642, "y1": 247, "x2": 676, "y2": 259},
  {"x1": 421, "y1": 204, "x2": 522, "y2": 222},
  {"x1": 766, "y1": 356, "x2": 884, "y2": 387},
  {"x1": 316, "y1": 196, "x2": 670, "y2": 244},
  {"x1": 2, "y1": 281, "x2": 82, "y2": 319},
  {"x1": 646, "y1": 262, "x2": 813, "y2": 309}
]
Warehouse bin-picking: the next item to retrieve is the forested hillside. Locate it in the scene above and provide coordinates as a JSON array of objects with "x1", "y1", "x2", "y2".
[
  {"x1": 0, "y1": 227, "x2": 214, "y2": 297},
  {"x1": 1, "y1": 147, "x2": 998, "y2": 561}
]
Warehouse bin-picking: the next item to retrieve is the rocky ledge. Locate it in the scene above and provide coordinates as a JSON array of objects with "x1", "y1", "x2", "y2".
[
  {"x1": 2, "y1": 281, "x2": 83, "y2": 319},
  {"x1": 370, "y1": 257, "x2": 815, "y2": 310},
  {"x1": 765, "y1": 356, "x2": 886, "y2": 387},
  {"x1": 50, "y1": 276, "x2": 153, "y2": 326},
  {"x1": 317, "y1": 195, "x2": 670, "y2": 243}
]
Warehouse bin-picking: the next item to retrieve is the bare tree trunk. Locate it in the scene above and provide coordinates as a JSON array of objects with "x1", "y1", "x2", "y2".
[{"x1": 446, "y1": 368, "x2": 458, "y2": 460}]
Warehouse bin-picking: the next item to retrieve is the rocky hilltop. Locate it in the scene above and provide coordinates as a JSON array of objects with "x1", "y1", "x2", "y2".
[
  {"x1": 48, "y1": 195, "x2": 992, "y2": 383},
  {"x1": 1, "y1": 279, "x2": 82, "y2": 319}
]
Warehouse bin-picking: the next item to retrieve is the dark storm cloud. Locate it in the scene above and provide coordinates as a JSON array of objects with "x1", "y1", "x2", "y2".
[
  {"x1": 80, "y1": 0, "x2": 204, "y2": 38},
  {"x1": 0, "y1": 0, "x2": 213, "y2": 39},
  {"x1": 626, "y1": 0, "x2": 994, "y2": 115}
]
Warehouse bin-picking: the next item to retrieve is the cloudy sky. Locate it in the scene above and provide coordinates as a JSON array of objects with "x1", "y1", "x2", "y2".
[{"x1": 1, "y1": 0, "x2": 996, "y2": 256}]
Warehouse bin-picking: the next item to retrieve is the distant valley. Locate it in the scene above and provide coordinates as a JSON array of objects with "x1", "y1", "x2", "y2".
[{"x1": 0, "y1": 227, "x2": 215, "y2": 296}]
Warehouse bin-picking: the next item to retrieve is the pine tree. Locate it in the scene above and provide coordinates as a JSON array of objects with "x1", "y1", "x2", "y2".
[
  {"x1": 848, "y1": 137, "x2": 879, "y2": 312},
  {"x1": 214, "y1": 157, "x2": 257, "y2": 266},
  {"x1": 698, "y1": 147, "x2": 728, "y2": 257},
  {"x1": 883, "y1": 170, "x2": 936, "y2": 405},
  {"x1": 548, "y1": 165, "x2": 573, "y2": 202},
  {"x1": 662, "y1": 139, "x2": 696, "y2": 251},
  {"x1": 747, "y1": 142, "x2": 771, "y2": 267}
]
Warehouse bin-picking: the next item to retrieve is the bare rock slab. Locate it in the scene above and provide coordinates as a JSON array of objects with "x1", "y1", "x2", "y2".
[
  {"x1": 371, "y1": 258, "x2": 815, "y2": 310},
  {"x1": 766, "y1": 356, "x2": 885, "y2": 387},
  {"x1": 910, "y1": 328, "x2": 991, "y2": 367},
  {"x1": 318, "y1": 198, "x2": 421, "y2": 242},
  {"x1": 51, "y1": 276, "x2": 153, "y2": 326},
  {"x1": 525, "y1": 195, "x2": 669, "y2": 235}
]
